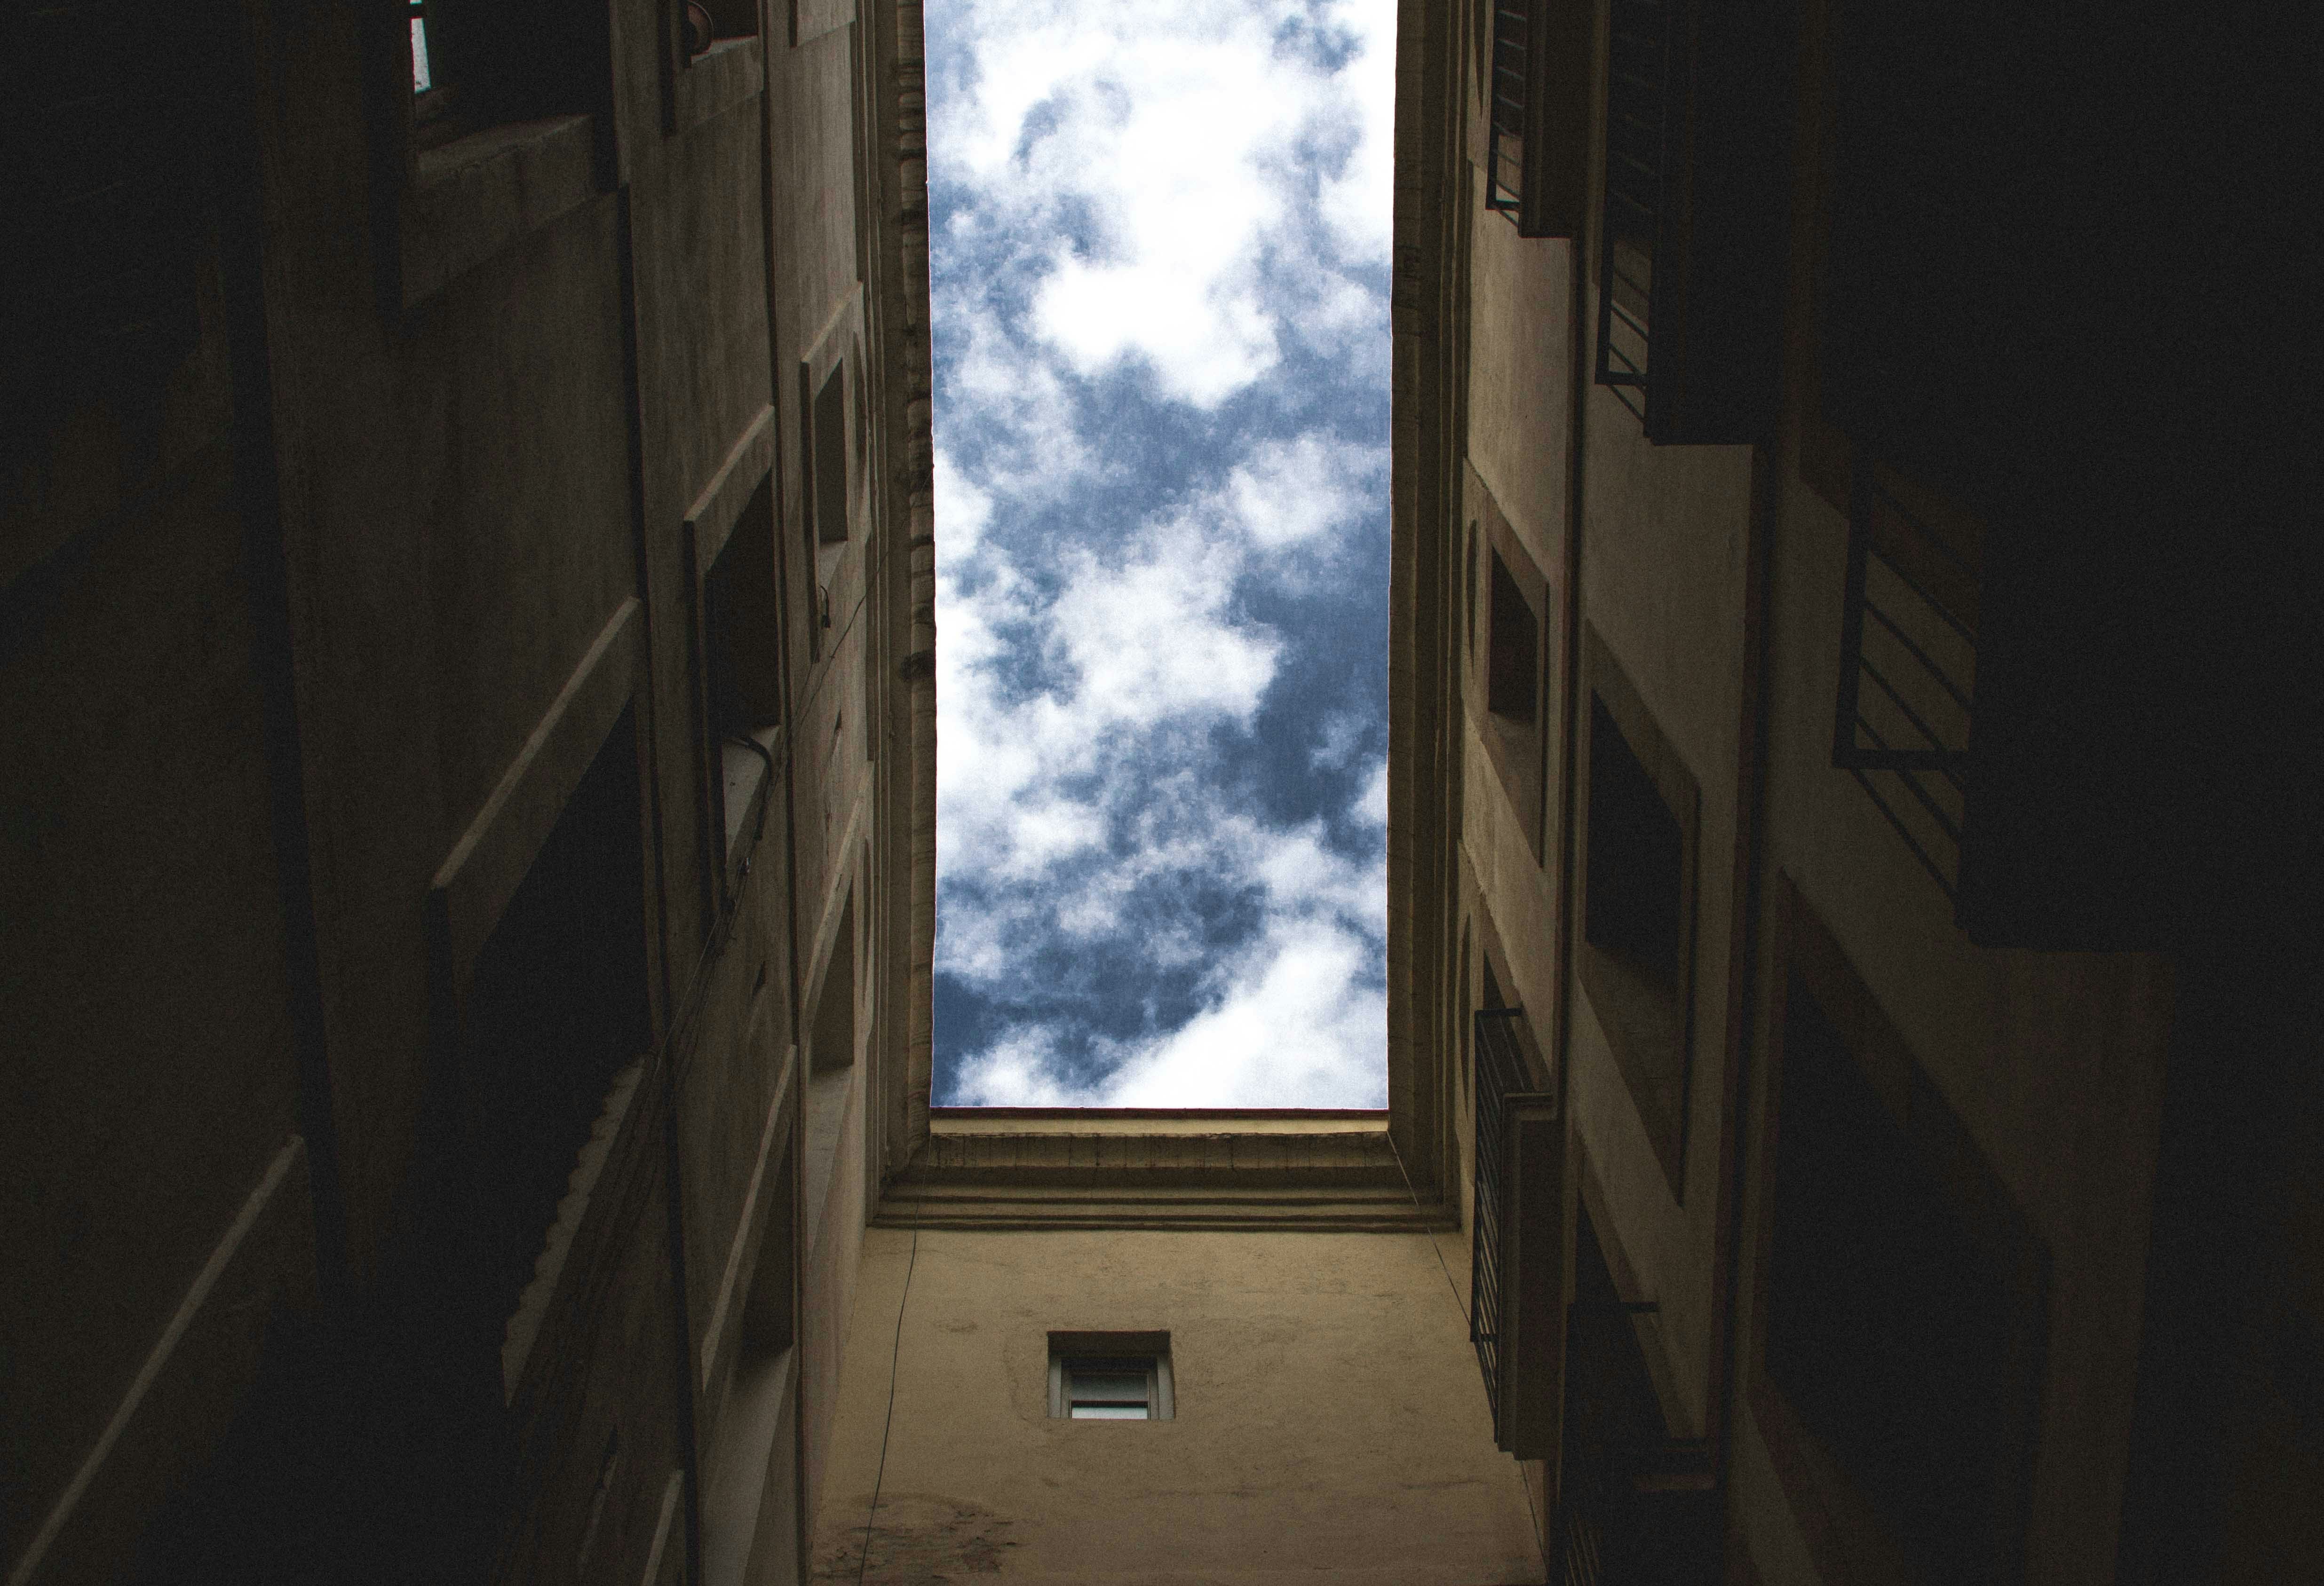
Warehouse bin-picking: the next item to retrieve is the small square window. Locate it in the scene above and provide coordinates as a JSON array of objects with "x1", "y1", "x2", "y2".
[{"x1": 1047, "y1": 1332, "x2": 1174, "y2": 1421}]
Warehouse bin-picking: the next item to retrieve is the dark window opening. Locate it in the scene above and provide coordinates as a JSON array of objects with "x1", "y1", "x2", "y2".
[
  {"x1": 1575, "y1": 631, "x2": 1697, "y2": 1200},
  {"x1": 1487, "y1": 549, "x2": 1539, "y2": 725},
  {"x1": 464, "y1": 706, "x2": 651, "y2": 1337},
  {"x1": 704, "y1": 479, "x2": 785, "y2": 745},
  {"x1": 1465, "y1": 519, "x2": 1480, "y2": 657},
  {"x1": 809, "y1": 904, "x2": 857, "y2": 1078},
  {"x1": 702, "y1": 479, "x2": 783, "y2": 885},
  {"x1": 811, "y1": 361, "x2": 850, "y2": 550},
  {"x1": 801, "y1": 897, "x2": 857, "y2": 1250},
  {"x1": 1048, "y1": 1333, "x2": 1175, "y2": 1420},
  {"x1": 1766, "y1": 971, "x2": 2046, "y2": 1583},
  {"x1": 404, "y1": 0, "x2": 608, "y2": 145},
  {"x1": 1584, "y1": 694, "x2": 1682, "y2": 990}
]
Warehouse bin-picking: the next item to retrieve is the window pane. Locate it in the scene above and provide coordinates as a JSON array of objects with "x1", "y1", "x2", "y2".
[
  {"x1": 410, "y1": 17, "x2": 432, "y2": 93},
  {"x1": 1067, "y1": 1371, "x2": 1149, "y2": 1403},
  {"x1": 1070, "y1": 1404, "x2": 1150, "y2": 1420}
]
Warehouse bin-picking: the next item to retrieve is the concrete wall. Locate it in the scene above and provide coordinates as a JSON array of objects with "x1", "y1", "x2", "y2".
[{"x1": 809, "y1": 1228, "x2": 1543, "y2": 1585}]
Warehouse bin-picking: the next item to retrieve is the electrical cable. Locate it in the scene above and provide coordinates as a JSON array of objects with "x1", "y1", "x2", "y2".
[
  {"x1": 1387, "y1": 1128, "x2": 1472, "y2": 1326},
  {"x1": 855, "y1": 1227, "x2": 918, "y2": 1586}
]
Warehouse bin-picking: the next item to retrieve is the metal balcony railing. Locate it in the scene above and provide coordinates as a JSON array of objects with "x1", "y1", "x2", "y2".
[
  {"x1": 1484, "y1": 0, "x2": 1533, "y2": 217},
  {"x1": 1469, "y1": 1007, "x2": 1527, "y2": 1436},
  {"x1": 1593, "y1": 0, "x2": 1673, "y2": 424},
  {"x1": 1833, "y1": 460, "x2": 1980, "y2": 898}
]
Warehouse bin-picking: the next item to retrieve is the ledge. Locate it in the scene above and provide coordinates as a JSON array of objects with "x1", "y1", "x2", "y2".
[
  {"x1": 402, "y1": 114, "x2": 601, "y2": 308},
  {"x1": 877, "y1": 1120, "x2": 1454, "y2": 1231},
  {"x1": 930, "y1": 1107, "x2": 1388, "y2": 1136}
]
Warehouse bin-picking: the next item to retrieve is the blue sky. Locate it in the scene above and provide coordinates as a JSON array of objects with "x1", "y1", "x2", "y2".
[{"x1": 927, "y1": 0, "x2": 1396, "y2": 1106}]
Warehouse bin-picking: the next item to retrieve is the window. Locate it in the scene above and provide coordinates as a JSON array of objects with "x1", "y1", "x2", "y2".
[
  {"x1": 1576, "y1": 625, "x2": 1697, "y2": 1200},
  {"x1": 798, "y1": 296, "x2": 865, "y2": 663},
  {"x1": 811, "y1": 361, "x2": 850, "y2": 552},
  {"x1": 1592, "y1": 0, "x2": 1790, "y2": 442},
  {"x1": 398, "y1": 0, "x2": 611, "y2": 147},
  {"x1": 1478, "y1": 0, "x2": 1593, "y2": 237},
  {"x1": 1486, "y1": 551, "x2": 1539, "y2": 726},
  {"x1": 1468, "y1": 482, "x2": 1551, "y2": 862},
  {"x1": 1759, "y1": 879, "x2": 2047, "y2": 1585},
  {"x1": 801, "y1": 896, "x2": 857, "y2": 1249},
  {"x1": 1464, "y1": 519, "x2": 1479, "y2": 657},
  {"x1": 699, "y1": 477, "x2": 784, "y2": 886},
  {"x1": 1047, "y1": 1334, "x2": 1175, "y2": 1420},
  {"x1": 1585, "y1": 695, "x2": 1682, "y2": 985}
]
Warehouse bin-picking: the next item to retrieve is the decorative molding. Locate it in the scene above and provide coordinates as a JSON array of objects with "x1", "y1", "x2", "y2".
[
  {"x1": 684, "y1": 405, "x2": 777, "y2": 578},
  {"x1": 874, "y1": 1124, "x2": 1456, "y2": 1231}
]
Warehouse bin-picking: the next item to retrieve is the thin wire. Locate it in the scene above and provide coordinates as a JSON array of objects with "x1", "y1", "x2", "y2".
[
  {"x1": 855, "y1": 1227, "x2": 919, "y2": 1586},
  {"x1": 1388, "y1": 1117, "x2": 1549, "y2": 1578},
  {"x1": 1386, "y1": 1128, "x2": 1470, "y2": 1324}
]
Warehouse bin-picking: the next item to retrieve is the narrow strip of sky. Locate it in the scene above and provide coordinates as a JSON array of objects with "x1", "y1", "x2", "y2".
[{"x1": 926, "y1": 0, "x2": 1397, "y2": 1106}]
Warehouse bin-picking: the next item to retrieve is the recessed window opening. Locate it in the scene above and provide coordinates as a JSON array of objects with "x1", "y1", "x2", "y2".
[
  {"x1": 924, "y1": 1, "x2": 1396, "y2": 1109},
  {"x1": 1047, "y1": 1333, "x2": 1175, "y2": 1421},
  {"x1": 1585, "y1": 695, "x2": 1682, "y2": 990},
  {"x1": 811, "y1": 361, "x2": 850, "y2": 551},
  {"x1": 1487, "y1": 549, "x2": 1539, "y2": 725},
  {"x1": 702, "y1": 479, "x2": 783, "y2": 869},
  {"x1": 1764, "y1": 934, "x2": 2046, "y2": 1583},
  {"x1": 1576, "y1": 632, "x2": 1698, "y2": 1199}
]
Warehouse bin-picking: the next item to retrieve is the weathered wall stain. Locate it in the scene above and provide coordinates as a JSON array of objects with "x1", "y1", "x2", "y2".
[{"x1": 814, "y1": 1494, "x2": 1020, "y2": 1583}]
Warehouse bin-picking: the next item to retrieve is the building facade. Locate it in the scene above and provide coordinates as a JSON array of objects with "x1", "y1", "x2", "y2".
[
  {"x1": 4, "y1": 0, "x2": 935, "y2": 1578},
  {"x1": 1390, "y1": 0, "x2": 2318, "y2": 1582},
  {"x1": 5, "y1": 0, "x2": 2314, "y2": 1582}
]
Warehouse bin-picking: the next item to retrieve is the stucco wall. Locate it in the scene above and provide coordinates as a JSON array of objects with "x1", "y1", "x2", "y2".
[{"x1": 809, "y1": 1228, "x2": 1542, "y2": 1585}]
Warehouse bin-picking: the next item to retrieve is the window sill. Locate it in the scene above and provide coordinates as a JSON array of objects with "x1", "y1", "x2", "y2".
[
  {"x1": 401, "y1": 114, "x2": 601, "y2": 308},
  {"x1": 673, "y1": 36, "x2": 763, "y2": 137},
  {"x1": 1576, "y1": 939, "x2": 1689, "y2": 1199}
]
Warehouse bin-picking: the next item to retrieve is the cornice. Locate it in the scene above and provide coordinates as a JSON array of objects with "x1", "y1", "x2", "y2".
[{"x1": 872, "y1": 1124, "x2": 1457, "y2": 1231}]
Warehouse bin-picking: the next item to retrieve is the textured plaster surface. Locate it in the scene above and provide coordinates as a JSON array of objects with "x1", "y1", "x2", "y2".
[{"x1": 810, "y1": 1228, "x2": 1542, "y2": 1584}]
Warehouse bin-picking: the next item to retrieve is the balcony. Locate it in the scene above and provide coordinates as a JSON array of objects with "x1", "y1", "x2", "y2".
[
  {"x1": 1591, "y1": 0, "x2": 1791, "y2": 444},
  {"x1": 1469, "y1": 1007, "x2": 1563, "y2": 1458},
  {"x1": 1832, "y1": 459, "x2": 1979, "y2": 901}
]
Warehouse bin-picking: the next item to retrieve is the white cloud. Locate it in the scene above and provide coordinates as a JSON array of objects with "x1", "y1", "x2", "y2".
[
  {"x1": 1224, "y1": 433, "x2": 1383, "y2": 552},
  {"x1": 928, "y1": 0, "x2": 1394, "y2": 1107},
  {"x1": 1353, "y1": 756, "x2": 1389, "y2": 829},
  {"x1": 931, "y1": 0, "x2": 1388, "y2": 408}
]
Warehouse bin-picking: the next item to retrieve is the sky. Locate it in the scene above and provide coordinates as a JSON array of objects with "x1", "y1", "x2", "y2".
[{"x1": 926, "y1": 0, "x2": 1396, "y2": 1107}]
